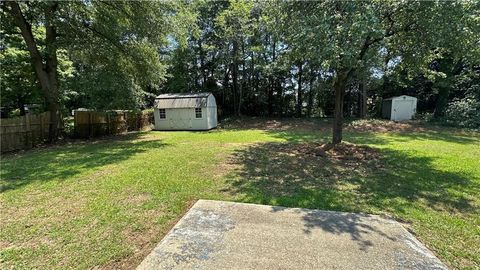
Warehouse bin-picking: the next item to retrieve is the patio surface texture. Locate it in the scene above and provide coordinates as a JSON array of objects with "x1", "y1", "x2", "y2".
[{"x1": 137, "y1": 200, "x2": 448, "y2": 270}]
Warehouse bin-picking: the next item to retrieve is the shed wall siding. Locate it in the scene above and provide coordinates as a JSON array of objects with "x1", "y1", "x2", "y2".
[
  {"x1": 382, "y1": 100, "x2": 392, "y2": 119},
  {"x1": 154, "y1": 93, "x2": 217, "y2": 130},
  {"x1": 191, "y1": 107, "x2": 209, "y2": 130},
  {"x1": 207, "y1": 106, "x2": 217, "y2": 129},
  {"x1": 154, "y1": 108, "x2": 210, "y2": 130}
]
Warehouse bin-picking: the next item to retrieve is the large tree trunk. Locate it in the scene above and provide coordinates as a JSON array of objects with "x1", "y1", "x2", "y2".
[
  {"x1": 222, "y1": 66, "x2": 230, "y2": 109},
  {"x1": 17, "y1": 96, "x2": 26, "y2": 116},
  {"x1": 232, "y1": 40, "x2": 239, "y2": 116},
  {"x1": 6, "y1": 2, "x2": 62, "y2": 141},
  {"x1": 238, "y1": 41, "x2": 246, "y2": 116},
  {"x1": 198, "y1": 39, "x2": 206, "y2": 87},
  {"x1": 358, "y1": 79, "x2": 367, "y2": 118},
  {"x1": 276, "y1": 79, "x2": 283, "y2": 116},
  {"x1": 332, "y1": 70, "x2": 349, "y2": 144},
  {"x1": 250, "y1": 52, "x2": 254, "y2": 94},
  {"x1": 296, "y1": 62, "x2": 303, "y2": 117},
  {"x1": 433, "y1": 86, "x2": 449, "y2": 118},
  {"x1": 267, "y1": 39, "x2": 276, "y2": 116},
  {"x1": 307, "y1": 67, "x2": 315, "y2": 118},
  {"x1": 45, "y1": 3, "x2": 61, "y2": 140},
  {"x1": 268, "y1": 76, "x2": 274, "y2": 116}
]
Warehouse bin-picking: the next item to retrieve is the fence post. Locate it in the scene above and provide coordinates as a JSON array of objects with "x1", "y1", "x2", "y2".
[
  {"x1": 73, "y1": 111, "x2": 77, "y2": 138},
  {"x1": 40, "y1": 113, "x2": 44, "y2": 141},
  {"x1": 124, "y1": 112, "x2": 127, "y2": 133},
  {"x1": 107, "y1": 113, "x2": 110, "y2": 135},
  {"x1": 136, "y1": 112, "x2": 139, "y2": 131},
  {"x1": 89, "y1": 112, "x2": 93, "y2": 138},
  {"x1": 24, "y1": 113, "x2": 32, "y2": 148}
]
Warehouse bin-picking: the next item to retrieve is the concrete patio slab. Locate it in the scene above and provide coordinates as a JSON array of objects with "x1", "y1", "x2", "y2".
[{"x1": 137, "y1": 200, "x2": 448, "y2": 270}]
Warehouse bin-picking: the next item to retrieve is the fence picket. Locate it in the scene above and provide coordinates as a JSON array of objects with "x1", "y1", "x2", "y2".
[
  {"x1": 0, "y1": 111, "x2": 152, "y2": 152},
  {"x1": 73, "y1": 110, "x2": 152, "y2": 139},
  {"x1": 0, "y1": 112, "x2": 50, "y2": 153}
]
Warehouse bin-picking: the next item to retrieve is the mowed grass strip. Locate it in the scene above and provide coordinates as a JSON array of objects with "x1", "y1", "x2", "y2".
[{"x1": 1, "y1": 121, "x2": 479, "y2": 269}]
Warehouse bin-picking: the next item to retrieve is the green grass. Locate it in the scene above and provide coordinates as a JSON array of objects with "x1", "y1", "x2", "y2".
[{"x1": 1, "y1": 120, "x2": 479, "y2": 269}]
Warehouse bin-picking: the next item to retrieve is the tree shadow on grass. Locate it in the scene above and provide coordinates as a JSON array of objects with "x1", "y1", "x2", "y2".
[
  {"x1": 0, "y1": 133, "x2": 169, "y2": 193},
  {"x1": 222, "y1": 140, "x2": 478, "y2": 246}
]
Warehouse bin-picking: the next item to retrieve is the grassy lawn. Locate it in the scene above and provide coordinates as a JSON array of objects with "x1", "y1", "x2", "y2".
[{"x1": 1, "y1": 119, "x2": 479, "y2": 269}]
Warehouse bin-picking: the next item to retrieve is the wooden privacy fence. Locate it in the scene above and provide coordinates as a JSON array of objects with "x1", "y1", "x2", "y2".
[
  {"x1": 0, "y1": 112, "x2": 50, "y2": 153},
  {"x1": 74, "y1": 110, "x2": 152, "y2": 138}
]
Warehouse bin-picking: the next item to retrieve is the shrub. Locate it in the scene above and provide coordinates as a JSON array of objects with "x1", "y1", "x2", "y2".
[
  {"x1": 414, "y1": 112, "x2": 434, "y2": 122},
  {"x1": 444, "y1": 96, "x2": 480, "y2": 129},
  {"x1": 63, "y1": 116, "x2": 75, "y2": 138}
]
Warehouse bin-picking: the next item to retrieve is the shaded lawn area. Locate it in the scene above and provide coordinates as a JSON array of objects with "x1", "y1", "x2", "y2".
[{"x1": 1, "y1": 119, "x2": 479, "y2": 269}]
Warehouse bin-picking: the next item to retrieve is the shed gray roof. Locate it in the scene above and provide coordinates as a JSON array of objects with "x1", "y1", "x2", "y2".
[
  {"x1": 154, "y1": 92, "x2": 212, "y2": 109},
  {"x1": 156, "y1": 93, "x2": 211, "y2": 99},
  {"x1": 383, "y1": 95, "x2": 417, "y2": 101}
]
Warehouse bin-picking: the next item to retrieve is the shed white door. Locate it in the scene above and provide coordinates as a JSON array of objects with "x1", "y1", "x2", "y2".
[
  {"x1": 393, "y1": 100, "x2": 414, "y2": 121},
  {"x1": 169, "y1": 109, "x2": 192, "y2": 129}
]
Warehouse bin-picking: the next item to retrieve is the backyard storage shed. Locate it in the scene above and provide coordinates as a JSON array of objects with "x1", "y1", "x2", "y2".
[
  {"x1": 382, "y1": 95, "x2": 417, "y2": 121},
  {"x1": 153, "y1": 93, "x2": 217, "y2": 130}
]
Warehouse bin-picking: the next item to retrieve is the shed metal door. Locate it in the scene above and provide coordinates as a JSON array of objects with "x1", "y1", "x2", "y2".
[
  {"x1": 169, "y1": 109, "x2": 192, "y2": 129},
  {"x1": 393, "y1": 100, "x2": 414, "y2": 121}
]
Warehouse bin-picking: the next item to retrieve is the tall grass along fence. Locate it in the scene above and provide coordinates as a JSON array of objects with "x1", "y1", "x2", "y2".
[
  {"x1": 74, "y1": 110, "x2": 152, "y2": 139},
  {"x1": 1, "y1": 112, "x2": 51, "y2": 153}
]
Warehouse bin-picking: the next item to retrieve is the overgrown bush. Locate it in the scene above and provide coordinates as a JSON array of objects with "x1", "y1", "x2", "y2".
[
  {"x1": 142, "y1": 109, "x2": 155, "y2": 128},
  {"x1": 443, "y1": 96, "x2": 480, "y2": 129},
  {"x1": 414, "y1": 112, "x2": 434, "y2": 122},
  {"x1": 63, "y1": 116, "x2": 75, "y2": 138}
]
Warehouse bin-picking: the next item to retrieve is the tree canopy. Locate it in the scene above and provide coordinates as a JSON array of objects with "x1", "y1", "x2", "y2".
[{"x1": 1, "y1": 0, "x2": 479, "y2": 142}]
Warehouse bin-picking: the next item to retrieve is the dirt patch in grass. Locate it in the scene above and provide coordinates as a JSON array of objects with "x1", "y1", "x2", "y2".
[
  {"x1": 118, "y1": 191, "x2": 153, "y2": 206},
  {"x1": 219, "y1": 117, "x2": 331, "y2": 132},
  {"x1": 219, "y1": 117, "x2": 426, "y2": 133},
  {"x1": 346, "y1": 119, "x2": 427, "y2": 133},
  {"x1": 130, "y1": 134, "x2": 162, "y2": 142},
  {"x1": 220, "y1": 117, "x2": 478, "y2": 137},
  {"x1": 108, "y1": 219, "x2": 162, "y2": 270},
  {"x1": 223, "y1": 141, "x2": 385, "y2": 198},
  {"x1": 291, "y1": 142, "x2": 383, "y2": 161}
]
